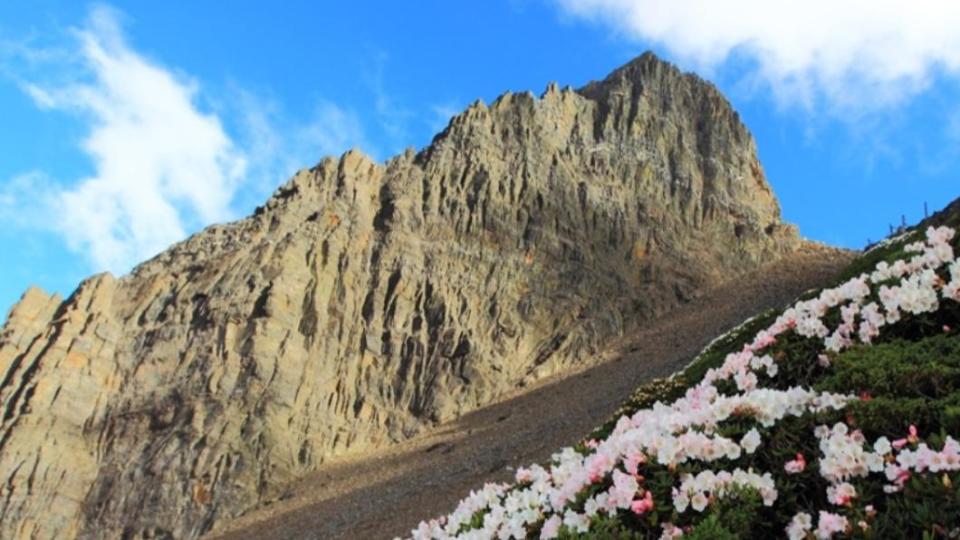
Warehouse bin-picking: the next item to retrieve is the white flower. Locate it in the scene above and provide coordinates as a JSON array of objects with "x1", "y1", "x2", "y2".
[
  {"x1": 540, "y1": 515, "x2": 562, "y2": 539},
  {"x1": 786, "y1": 512, "x2": 813, "y2": 540},
  {"x1": 874, "y1": 436, "x2": 891, "y2": 455},
  {"x1": 583, "y1": 496, "x2": 600, "y2": 518},
  {"x1": 735, "y1": 370, "x2": 758, "y2": 391},
  {"x1": 562, "y1": 510, "x2": 590, "y2": 533},
  {"x1": 690, "y1": 492, "x2": 708, "y2": 512},
  {"x1": 814, "y1": 511, "x2": 849, "y2": 539},
  {"x1": 741, "y1": 428, "x2": 762, "y2": 454},
  {"x1": 672, "y1": 490, "x2": 689, "y2": 513}
]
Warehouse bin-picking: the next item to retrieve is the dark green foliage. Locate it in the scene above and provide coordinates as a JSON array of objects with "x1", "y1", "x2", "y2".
[
  {"x1": 816, "y1": 335, "x2": 960, "y2": 438},
  {"x1": 924, "y1": 198, "x2": 960, "y2": 231},
  {"x1": 703, "y1": 486, "x2": 764, "y2": 538},
  {"x1": 558, "y1": 515, "x2": 646, "y2": 539},
  {"x1": 457, "y1": 509, "x2": 488, "y2": 534},
  {"x1": 684, "y1": 514, "x2": 738, "y2": 540},
  {"x1": 871, "y1": 472, "x2": 960, "y2": 538}
]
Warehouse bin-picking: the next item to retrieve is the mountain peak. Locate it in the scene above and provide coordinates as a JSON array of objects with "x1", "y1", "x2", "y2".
[{"x1": 0, "y1": 54, "x2": 798, "y2": 538}]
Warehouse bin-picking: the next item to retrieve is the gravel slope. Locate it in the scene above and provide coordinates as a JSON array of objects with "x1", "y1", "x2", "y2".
[{"x1": 207, "y1": 242, "x2": 854, "y2": 540}]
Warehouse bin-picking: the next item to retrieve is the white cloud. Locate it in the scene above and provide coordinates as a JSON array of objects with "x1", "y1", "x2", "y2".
[
  {"x1": 554, "y1": 0, "x2": 960, "y2": 110},
  {"x1": 4, "y1": 6, "x2": 374, "y2": 276},
  {"x1": 14, "y1": 5, "x2": 247, "y2": 273}
]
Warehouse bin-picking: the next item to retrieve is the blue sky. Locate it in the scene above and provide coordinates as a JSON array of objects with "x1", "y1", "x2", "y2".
[{"x1": 2, "y1": 1, "x2": 960, "y2": 320}]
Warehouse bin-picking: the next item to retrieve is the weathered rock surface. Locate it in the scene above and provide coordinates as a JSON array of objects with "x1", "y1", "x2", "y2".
[{"x1": 0, "y1": 52, "x2": 798, "y2": 539}]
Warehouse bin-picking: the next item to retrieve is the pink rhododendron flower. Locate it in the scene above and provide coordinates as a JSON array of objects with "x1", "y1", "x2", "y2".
[
  {"x1": 815, "y1": 511, "x2": 849, "y2": 539},
  {"x1": 660, "y1": 523, "x2": 684, "y2": 539},
  {"x1": 586, "y1": 450, "x2": 615, "y2": 483},
  {"x1": 826, "y1": 482, "x2": 856, "y2": 505},
  {"x1": 750, "y1": 331, "x2": 776, "y2": 351},
  {"x1": 623, "y1": 452, "x2": 645, "y2": 476},
  {"x1": 784, "y1": 453, "x2": 806, "y2": 474},
  {"x1": 515, "y1": 467, "x2": 533, "y2": 483},
  {"x1": 608, "y1": 469, "x2": 639, "y2": 509},
  {"x1": 540, "y1": 515, "x2": 561, "y2": 539},
  {"x1": 892, "y1": 425, "x2": 919, "y2": 450},
  {"x1": 631, "y1": 490, "x2": 654, "y2": 515}
]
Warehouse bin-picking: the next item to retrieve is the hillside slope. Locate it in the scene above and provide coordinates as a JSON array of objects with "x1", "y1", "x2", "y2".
[
  {"x1": 403, "y1": 200, "x2": 960, "y2": 539},
  {"x1": 0, "y1": 52, "x2": 797, "y2": 538},
  {"x1": 206, "y1": 243, "x2": 852, "y2": 539}
]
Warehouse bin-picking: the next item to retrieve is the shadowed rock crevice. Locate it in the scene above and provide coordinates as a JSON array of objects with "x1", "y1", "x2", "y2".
[{"x1": 0, "y1": 52, "x2": 798, "y2": 539}]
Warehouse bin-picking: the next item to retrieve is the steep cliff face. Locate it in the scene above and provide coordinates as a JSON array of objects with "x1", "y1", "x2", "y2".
[{"x1": 0, "y1": 53, "x2": 797, "y2": 539}]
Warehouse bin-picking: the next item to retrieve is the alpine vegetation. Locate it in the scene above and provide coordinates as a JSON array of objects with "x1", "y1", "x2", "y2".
[{"x1": 408, "y1": 222, "x2": 960, "y2": 539}]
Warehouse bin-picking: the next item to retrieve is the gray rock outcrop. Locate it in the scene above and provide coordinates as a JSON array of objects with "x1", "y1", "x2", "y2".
[{"x1": 0, "y1": 52, "x2": 798, "y2": 538}]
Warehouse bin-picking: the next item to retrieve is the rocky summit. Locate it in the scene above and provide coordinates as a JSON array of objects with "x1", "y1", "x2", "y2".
[{"x1": 0, "y1": 52, "x2": 798, "y2": 539}]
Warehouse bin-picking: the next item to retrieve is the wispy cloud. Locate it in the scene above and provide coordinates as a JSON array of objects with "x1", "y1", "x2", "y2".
[
  {"x1": 227, "y1": 89, "x2": 372, "y2": 211},
  {"x1": 362, "y1": 50, "x2": 416, "y2": 154},
  {"x1": 300, "y1": 101, "x2": 372, "y2": 160},
  {"x1": 9, "y1": 5, "x2": 246, "y2": 272},
  {"x1": 2, "y1": 5, "x2": 371, "y2": 275},
  {"x1": 0, "y1": 172, "x2": 54, "y2": 229},
  {"x1": 429, "y1": 101, "x2": 462, "y2": 134},
  {"x1": 553, "y1": 0, "x2": 960, "y2": 112}
]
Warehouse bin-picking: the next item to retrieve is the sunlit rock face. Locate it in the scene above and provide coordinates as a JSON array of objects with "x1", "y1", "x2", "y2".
[{"x1": 0, "y1": 52, "x2": 797, "y2": 539}]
